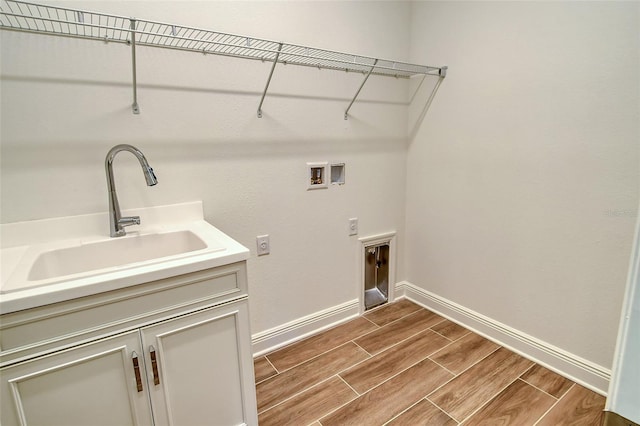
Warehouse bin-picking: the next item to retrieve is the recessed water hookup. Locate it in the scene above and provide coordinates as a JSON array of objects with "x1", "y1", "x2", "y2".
[
  {"x1": 359, "y1": 232, "x2": 396, "y2": 313},
  {"x1": 363, "y1": 243, "x2": 390, "y2": 311},
  {"x1": 307, "y1": 162, "x2": 328, "y2": 190}
]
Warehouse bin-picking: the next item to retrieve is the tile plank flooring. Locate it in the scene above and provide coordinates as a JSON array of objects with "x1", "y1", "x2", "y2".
[{"x1": 254, "y1": 299, "x2": 605, "y2": 425}]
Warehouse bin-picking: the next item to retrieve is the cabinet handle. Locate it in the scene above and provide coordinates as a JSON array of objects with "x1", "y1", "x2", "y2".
[
  {"x1": 132, "y1": 351, "x2": 143, "y2": 392},
  {"x1": 149, "y1": 345, "x2": 160, "y2": 386}
]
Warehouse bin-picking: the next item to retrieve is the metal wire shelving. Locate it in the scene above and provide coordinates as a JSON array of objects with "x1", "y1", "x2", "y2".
[{"x1": 0, "y1": 0, "x2": 447, "y2": 117}]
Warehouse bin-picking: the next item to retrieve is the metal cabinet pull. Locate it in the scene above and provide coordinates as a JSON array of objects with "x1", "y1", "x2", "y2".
[
  {"x1": 149, "y1": 346, "x2": 160, "y2": 386},
  {"x1": 132, "y1": 351, "x2": 143, "y2": 392}
]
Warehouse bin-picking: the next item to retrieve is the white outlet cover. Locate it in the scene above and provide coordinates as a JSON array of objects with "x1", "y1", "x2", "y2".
[
  {"x1": 257, "y1": 235, "x2": 270, "y2": 256},
  {"x1": 349, "y1": 218, "x2": 358, "y2": 236}
]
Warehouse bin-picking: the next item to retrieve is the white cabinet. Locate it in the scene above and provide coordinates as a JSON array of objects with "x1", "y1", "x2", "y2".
[
  {"x1": 0, "y1": 262, "x2": 257, "y2": 426},
  {"x1": 1, "y1": 331, "x2": 153, "y2": 426},
  {"x1": 142, "y1": 301, "x2": 254, "y2": 426}
]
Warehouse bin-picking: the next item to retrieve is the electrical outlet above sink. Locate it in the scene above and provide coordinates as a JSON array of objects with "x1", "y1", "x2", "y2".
[{"x1": 0, "y1": 202, "x2": 249, "y2": 314}]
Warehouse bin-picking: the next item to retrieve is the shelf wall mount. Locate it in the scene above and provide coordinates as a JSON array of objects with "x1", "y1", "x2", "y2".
[
  {"x1": 257, "y1": 43, "x2": 282, "y2": 119},
  {"x1": 0, "y1": 0, "x2": 447, "y2": 117},
  {"x1": 344, "y1": 59, "x2": 378, "y2": 120},
  {"x1": 129, "y1": 18, "x2": 139, "y2": 115}
]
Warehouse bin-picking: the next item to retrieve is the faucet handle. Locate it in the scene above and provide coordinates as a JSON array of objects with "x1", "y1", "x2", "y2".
[{"x1": 118, "y1": 216, "x2": 141, "y2": 228}]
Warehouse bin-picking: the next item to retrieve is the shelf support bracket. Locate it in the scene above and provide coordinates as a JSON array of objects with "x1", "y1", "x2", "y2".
[
  {"x1": 409, "y1": 74, "x2": 427, "y2": 105},
  {"x1": 257, "y1": 43, "x2": 283, "y2": 118},
  {"x1": 130, "y1": 18, "x2": 140, "y2": 115},
  {"x1": 344, "y1": 59, "x2": 378, "y2": 120}
]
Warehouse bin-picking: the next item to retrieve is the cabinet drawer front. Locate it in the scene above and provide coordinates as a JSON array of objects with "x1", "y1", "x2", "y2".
[{"x1": 1, "y1": 263, "x2": 247, "y2": 365}]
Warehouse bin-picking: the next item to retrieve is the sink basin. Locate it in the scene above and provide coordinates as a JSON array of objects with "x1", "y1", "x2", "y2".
[
  {"x1": 28, "y1": 230, "x2": 207, "y2": 281},
  {"x1": 0, "y1": 202, "x2": 250, "y2": 313}
]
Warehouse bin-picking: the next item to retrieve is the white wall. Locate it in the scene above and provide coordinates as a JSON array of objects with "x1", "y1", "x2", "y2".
[
  {"x1": 406, "y1": 0, "x2": 639, "y2": 377},
  {"x1": 0, "y1": 1, "x2": 412, "y2": 334}
]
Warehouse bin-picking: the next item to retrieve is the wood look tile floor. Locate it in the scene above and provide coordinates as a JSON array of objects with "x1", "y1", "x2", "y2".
[{"x1": 254, "y1": 299, "x2": 605, "y2": 425}]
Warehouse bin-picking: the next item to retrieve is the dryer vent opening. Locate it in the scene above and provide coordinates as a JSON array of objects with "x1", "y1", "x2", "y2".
[{"x1": 364, "y1": 243, "x2": 389, "y2": 311}]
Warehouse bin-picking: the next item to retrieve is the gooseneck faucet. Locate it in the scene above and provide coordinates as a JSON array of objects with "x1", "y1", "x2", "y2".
[{"x1": 105, "y1": 144, "x2": 158, "y2": 237}]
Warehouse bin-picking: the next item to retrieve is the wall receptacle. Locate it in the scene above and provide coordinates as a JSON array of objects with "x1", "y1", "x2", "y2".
[
  {"x1": 257, "y1": 235, "x2": 270, "y2": 256},
  {"x1": 349, "y1": 218, "x2": 358, "y2": 236}
]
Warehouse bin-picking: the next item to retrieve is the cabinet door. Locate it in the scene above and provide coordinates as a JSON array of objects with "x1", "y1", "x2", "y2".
[
  {"x1": 140, "y1": 301, "x2": 257, "y2": 426},
  {"x1": 1, "y1": 331, "x2": 154, "y2": 426}
]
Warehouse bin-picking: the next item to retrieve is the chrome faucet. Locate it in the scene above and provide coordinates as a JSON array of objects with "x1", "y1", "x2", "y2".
[{"x1": 105, "y1": 144, "x2": 157, "y2": 237}]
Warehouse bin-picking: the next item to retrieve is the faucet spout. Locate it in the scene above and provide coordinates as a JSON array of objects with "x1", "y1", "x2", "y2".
[{"x1": 105, "y1": 144, "x2": 157, "y2": 237}]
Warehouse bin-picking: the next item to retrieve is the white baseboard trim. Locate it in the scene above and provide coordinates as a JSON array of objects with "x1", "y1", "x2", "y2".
[
  {"x1": 396, "y1": 281, "x2": 611, "y2": 395},
  {"x1": 251, "y1": 299, "x2": 360, "y2": 357}
]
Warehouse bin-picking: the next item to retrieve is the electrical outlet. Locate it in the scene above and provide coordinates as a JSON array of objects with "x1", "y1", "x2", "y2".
[
  {"x1": 257, "y1": 235, "x2": 270, "y2": 256},
  {"x1": 349, "y1": 218, "x2": 358, "y2": 236}
]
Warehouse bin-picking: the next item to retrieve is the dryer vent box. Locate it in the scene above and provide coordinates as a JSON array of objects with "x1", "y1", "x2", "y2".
[{"x1": 331, "y1": 163, "x2": 345, "y2": 185}]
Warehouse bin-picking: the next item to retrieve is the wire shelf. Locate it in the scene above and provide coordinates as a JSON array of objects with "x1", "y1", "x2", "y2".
[
  {"x1": 0, "y1": 0, "x2": 443, "y2": 77},
  {"x1": 0, "y1": 0, "x2": 447, "y2": 116}
]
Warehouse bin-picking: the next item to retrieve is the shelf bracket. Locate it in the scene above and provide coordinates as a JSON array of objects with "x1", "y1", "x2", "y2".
[
  {"x1": 439, "y1": 66, "x2": 448, "y2": 78},
  {"x1": 409, "y1": 74, "x2": 427, "y2": 104},
  {"x1": 130, "y1": 18, "x2": 140, "y2": 115},
  {"x1": 257, "y1": 43, "x2": 283, "y2": 118},
  {"x1": 344, "y1": 59, "x2": 378, "y2": 120}
]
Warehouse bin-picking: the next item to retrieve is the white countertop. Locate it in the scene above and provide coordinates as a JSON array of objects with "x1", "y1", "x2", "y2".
[{"x1": 0, "y1": 201, "x2": 249, "y2": 314}]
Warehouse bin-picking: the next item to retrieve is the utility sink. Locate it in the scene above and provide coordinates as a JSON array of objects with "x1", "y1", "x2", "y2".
[
  {"x1": 0, "y1": 202, "x2": 250, "y2": 314},
  {"x1": 27, "y1": 230, "x2": 209, "y2": 281}
]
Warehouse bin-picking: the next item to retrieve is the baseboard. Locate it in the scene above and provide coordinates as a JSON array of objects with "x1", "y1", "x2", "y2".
[
  {"x1": 251, "y1": 299, "x2": 360, "y2": 357},
  {"x1": 396, "y1": 281, "x2": 611, "y2": 395}
]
